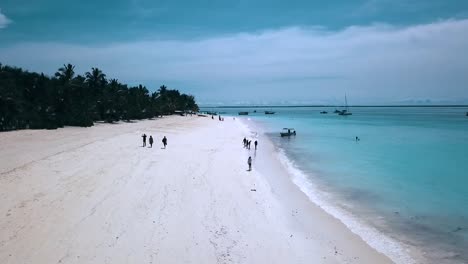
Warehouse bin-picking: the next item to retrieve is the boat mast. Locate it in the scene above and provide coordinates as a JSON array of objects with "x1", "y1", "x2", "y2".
[{"x1": 345, "y1": 94, "x2": 348, "y2": 111}]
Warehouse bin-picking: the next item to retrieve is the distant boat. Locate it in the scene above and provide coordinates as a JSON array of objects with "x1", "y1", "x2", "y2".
[
  {"x1": 466, "y1": 112, "x2": 468, "y2": 116},
  {"x1": 265, "y1": 111, "x2": 276, "y2": 115},
  {"x1": 253, "y1": 110, "x2": 257, "y2": 113},
  {"x1": 334, "y1": 109, "x2": 341, "y2": 113},
  {"x1": 338, "y1": 110, "x2": 352, "y2": 116},
  {"x1": 338, "y1": 94, "x2": 352, "y2": 116},
  {"x1": 320, "y1": 111, "x2": 328, "y2": 114},
  {"x1": 280, "y1": 128, "x2": 296, "y2": 137},
  {"x1": 238, "y1": 112, "x2": 249, "y2": 115}
]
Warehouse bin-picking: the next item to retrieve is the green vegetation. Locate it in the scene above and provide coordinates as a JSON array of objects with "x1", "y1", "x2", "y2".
[{"x1": 0, "y1": 63, "x2": 199, "y2": 131}]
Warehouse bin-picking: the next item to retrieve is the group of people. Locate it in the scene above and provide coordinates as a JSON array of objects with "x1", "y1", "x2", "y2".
[
  {"x1": 212, "y1": 115, "x2": 225, "y2": 121},
  {"x1": 142, "y1": 134, "x2": 167, "y2": 149},
  {"x1": 243, "y1": 137, "x2": 258, "y2": 171},
  {"x1": 242, "y1": 137, "x2": 258, "y2": 150}
]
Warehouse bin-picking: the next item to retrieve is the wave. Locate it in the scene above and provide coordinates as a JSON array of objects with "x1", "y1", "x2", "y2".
[{"x1": 274, "y1": 148, "x2": 415, "y2": 264}]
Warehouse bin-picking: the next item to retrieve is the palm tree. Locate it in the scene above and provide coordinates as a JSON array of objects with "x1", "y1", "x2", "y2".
[
  {"x1": 85, "y1": 67, "x2": 107, "y2": 120},
  {"x1": 158, "y1": 85, "x2": 167, "y2": 95},
  {"x1": 85, "y1": 67, "x2": 107, "y2": 88},
  {"x1": 54, "y1": 64, "x2": 76, "y2": 126},
  {"x1": 108, "y1": 78, "x2": 119, "y2": 88},
  {"x1": 55, "y1": 64, "x2": 75, "y2": 83},
  {"x1": 0, "y1": 62, "x2": 199, "y2": 130}
]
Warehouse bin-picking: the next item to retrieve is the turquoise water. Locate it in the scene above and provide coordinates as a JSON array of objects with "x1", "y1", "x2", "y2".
[{"x1": 202, "y1": 106, "x2": 468, "y2": 263}]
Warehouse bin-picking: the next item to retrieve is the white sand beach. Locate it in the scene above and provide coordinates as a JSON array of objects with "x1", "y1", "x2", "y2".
[{"x1": 0, "y1": 116, "x2": 393, "y2": 264}]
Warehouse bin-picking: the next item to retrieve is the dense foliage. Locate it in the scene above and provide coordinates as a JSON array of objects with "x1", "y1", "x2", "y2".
[{"x1": 0, "y1": 63, "x2": 199, "y2": 131}]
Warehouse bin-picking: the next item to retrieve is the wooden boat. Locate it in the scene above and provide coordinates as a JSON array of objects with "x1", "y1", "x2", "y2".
[
  {"x1": 238, "y1": 112, "x2": 249, "y2": 115},
  {"x1": 280, "y1": 128, "x2": 296, "y2": 137}
]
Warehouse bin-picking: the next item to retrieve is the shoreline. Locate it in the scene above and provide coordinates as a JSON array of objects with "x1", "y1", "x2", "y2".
[
  {"x1": 1, "y1": 115, "x2": 393, "y2": 263},
  {"x1": 232, "y1": 117, "x2": 397, "y2": 263},
  {"x1": 239, "y1": 117, "x2": 423, "y2": 264}
]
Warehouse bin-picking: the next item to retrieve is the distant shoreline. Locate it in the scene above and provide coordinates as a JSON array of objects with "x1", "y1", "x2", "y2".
[{"x1": 200, "y1": 105, "x2": 468, "y2": 108}]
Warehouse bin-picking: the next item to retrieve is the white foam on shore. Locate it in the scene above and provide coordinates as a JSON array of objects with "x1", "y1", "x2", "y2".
[
  {"x1": 238, "y1": 117, "x2": 415, "y2": 264},
  {"x1": 275, "y1": 148, "x2": 415, "y2": 264}
]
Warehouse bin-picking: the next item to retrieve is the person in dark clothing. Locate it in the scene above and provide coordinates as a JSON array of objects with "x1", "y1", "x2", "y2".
[
  {"x1": 142, "y1": 134, "x2": 147, "y2": 147},
  {"x1": 247, "y1": 156, "x2": 252, "y2": 171},
  {"x1": 162, "y1": 136, "x2": 167, "y2": 149},
  {"x1": 243, "y1": 137, "x2": 247, "y2": 148},
  {"x1": 247, "y1": 140, "x2": 251, "y2": 149},
  {"x1": 254, "y1": 140, "x2": 258, "y2": 150},
  {"x1": 149, "y1": 135, "x2": 154, "y2": 148}
]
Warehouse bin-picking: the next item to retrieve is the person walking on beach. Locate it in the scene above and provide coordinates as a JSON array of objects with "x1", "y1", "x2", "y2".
[
  {"x1": 149, "y1": 135, "x2": 154, "y2": 148},
  {"x1": 142, "y1": 134, "x2": 147, "y2": 147},
  {"x1": 162, "y1": 136, "x2": 167, "y2": 149},
  {"x1": 247, "y1": 140, "x2": 251, "y2": 149},
  {"x1": 254, "y1": 140, "x2": 258, "y2": 150},
  {"x1": 247, "y1": 156, "x2": 252, "y2": 171},
  {"x1": 243, "y1": 137, "x2": 247, "y2": 148}
]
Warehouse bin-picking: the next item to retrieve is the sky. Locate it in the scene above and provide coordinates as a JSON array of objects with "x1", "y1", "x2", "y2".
[{"x1": 1, "y1": 0, "x2": 468, "y2": 105}]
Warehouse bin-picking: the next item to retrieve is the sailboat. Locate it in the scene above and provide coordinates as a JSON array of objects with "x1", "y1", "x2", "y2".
[{"x1": 338, "y1": 94, "x2": 352, "y2": 116}]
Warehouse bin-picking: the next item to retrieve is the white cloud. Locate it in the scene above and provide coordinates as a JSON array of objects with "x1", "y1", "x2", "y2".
[
  {"x1": 0, "y1": 9, "x2": 12, "y2": 29},
  {"x1": 1, "y1": 19, "x2": 468, "y2": 104}
]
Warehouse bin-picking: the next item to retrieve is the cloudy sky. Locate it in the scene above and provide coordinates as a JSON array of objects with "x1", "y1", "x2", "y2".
[{"x1": 1, "y1": 0, "x2": 468, "y2": 105}]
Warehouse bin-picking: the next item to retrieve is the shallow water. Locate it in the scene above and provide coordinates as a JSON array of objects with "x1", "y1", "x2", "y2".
[{"x1": 202, "y1": 106, "x2": 468, "y2": 263}]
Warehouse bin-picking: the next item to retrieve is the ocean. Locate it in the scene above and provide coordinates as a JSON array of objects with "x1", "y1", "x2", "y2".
[{"x1": 201, "y1": 106, "x2": 468, "y2": 264}]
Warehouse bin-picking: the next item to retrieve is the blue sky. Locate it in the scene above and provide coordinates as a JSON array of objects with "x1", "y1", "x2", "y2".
[{"x1": 1, "y1": 0, "x2": 468, "y2": 105}]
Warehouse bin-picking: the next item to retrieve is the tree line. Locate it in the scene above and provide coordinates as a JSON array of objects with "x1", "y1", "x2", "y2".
[{"x1": 0, "y1": 63, "x2": 199, "y2": 131}]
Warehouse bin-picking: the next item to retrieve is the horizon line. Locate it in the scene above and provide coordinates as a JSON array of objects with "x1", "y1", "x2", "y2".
[{"x1": 199, "y1": 104, "x2": 468, "y2": 108}]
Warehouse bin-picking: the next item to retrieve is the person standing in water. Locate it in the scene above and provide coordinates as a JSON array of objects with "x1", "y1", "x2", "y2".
[
  {"x1": 162, "y1": 136, "x2": 167, "y2": 149},
  {"x1": 142, "y1": 134, "x2": 147, "y2": 147},
  {"x1": 254, "y1": 140, "x2": 258, "y2": 150},
  {"x1": 149, "y1": 135, "x2": 154, "y2": 148}
]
